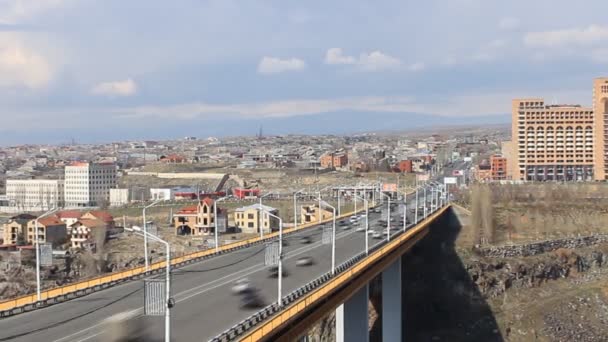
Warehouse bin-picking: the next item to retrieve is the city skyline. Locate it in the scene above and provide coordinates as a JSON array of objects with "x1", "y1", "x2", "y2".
[{"x1": 1, "y1": 1, "x2": 608, "y2": 144}]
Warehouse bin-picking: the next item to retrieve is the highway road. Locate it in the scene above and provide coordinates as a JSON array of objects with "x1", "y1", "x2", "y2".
[{"x1": 0, "y1": 184, "x2": 444, "y2": 342}]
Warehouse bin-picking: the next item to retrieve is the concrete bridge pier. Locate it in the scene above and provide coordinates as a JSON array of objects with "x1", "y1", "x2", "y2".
[
  {"x1": 336, "y1": 284, "x2": 369, "y2": 342},
  {"x1": 382, "y1": 257, "x2": 402, "y2": 342}
]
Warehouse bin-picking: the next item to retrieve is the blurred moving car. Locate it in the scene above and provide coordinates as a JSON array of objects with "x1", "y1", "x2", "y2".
[
  {"x1": 268, "y1": 265, "x2": 288, "y2": 278},
  {"x1": 372, "y1": 232, "x2": 382, "y2": 239},
  {"x1": 240, "y1": 290, "x2": 265, "y2": 309},
  {"x1": 296, "y1": 256, "x2": 314, "y2": 266},
  {"x1": 355, "y1": 226, "x2": 366, "y2": 232},
  {"x1": 300, "y1": 236, "x2": 312, "y2": 244},
  {"x1": 231, "y1": 278, "x2": 252, "y2": 295}
]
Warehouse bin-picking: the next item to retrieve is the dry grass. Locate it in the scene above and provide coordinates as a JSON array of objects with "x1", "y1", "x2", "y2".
[{"x1": 460, "y1": 183, "x2": 608, "y2": 245}]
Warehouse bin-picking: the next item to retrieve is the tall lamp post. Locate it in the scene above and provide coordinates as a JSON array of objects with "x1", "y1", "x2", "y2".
[
  {"x1": 317, "y1": 197, "x2": 337, "y2": 274},
  {"x1": 354, "y1": 194, "x2": 369, "y2": 254},
  {"x1": 143, "y1": 199, "x2": 162, "y2": 271},
  {"x1": 423, "y1": 185, "x2": 428, "y2": 218},
  {"x1": 293, "y1": 189, "x2": 305, "y2": 230},
  {"x1": 259, "y1": 192, "x2": 276, "y2": 238},
  {"x1": 261, "y1": 210, "x2": 283, "y2": 307},
  {"x1": 35, "y1": 207, "x2": 58, "y2": 301},
  {"x1": 402, "y1": 193, "x2": 407, "y2": 232},
  {"x1": 128, "y1": 227, "x2": 171, "y2": 342},
  {"x1": 214, "y1": 195, "x2": 230, "y2": 253},
  {"x1": 414, "y1": 186, "x2": 419, "y2": 223},
  {"x1": 379, "y1": 192, "x2": 391, "y2": 241}
]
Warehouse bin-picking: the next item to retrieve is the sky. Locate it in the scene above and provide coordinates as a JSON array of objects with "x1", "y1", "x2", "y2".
[{"x1": 1, "y1": 0, "x2": 608, "y2": 144}]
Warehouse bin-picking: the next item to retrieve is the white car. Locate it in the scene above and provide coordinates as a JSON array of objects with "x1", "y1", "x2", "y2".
[
  {"x1": 355, "y1": 227, "x2": 366, "y2": 232},
  {"x1": 372, "y1": 232, "x2": 382, "y2": 239},
  {"x1": 231, "y1": 278, "x2": 251, "y2": 295},
  {"x1": 367, "y1": 230, "x2": 375, "y2": 235}
]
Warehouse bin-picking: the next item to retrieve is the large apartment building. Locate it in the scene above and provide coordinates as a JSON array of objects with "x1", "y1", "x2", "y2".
[
  {"x1": 64, "y1": 162, "x2": 117, "y2": 208},
  {"x1": 508, "y1": 78, "x2": 608, "y2": 181},
  {"x1": 5, "y1": 179, "x2": 64, "y2": 211}
]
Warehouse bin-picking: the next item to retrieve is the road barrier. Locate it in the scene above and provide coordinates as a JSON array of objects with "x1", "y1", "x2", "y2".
[
  {"x1": 212, "y1": 204, "x2": 451, "y2": 342},
  {"x1": 0, "y1": 205, "x2": 375, "y2": 317}
]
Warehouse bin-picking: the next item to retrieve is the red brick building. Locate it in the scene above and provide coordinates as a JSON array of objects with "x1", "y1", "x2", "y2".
[
  {"x1": 320, "y1": 152, "x2": 348, "y2": 169},
  {"x1": 490, "y1": 155, "x2": 507, "y2": 180}
]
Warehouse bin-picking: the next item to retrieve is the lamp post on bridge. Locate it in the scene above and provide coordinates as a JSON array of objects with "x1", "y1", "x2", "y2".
[
  {"x1": 214, "y1": 195, "x2": 230, "y2": 253},
  {"x1": 259, "y1": 192, "x2": 277, "y2": 238},
  {"x1": 127, "y1": 226, "x2": 172, "y2": 342},
  {"x1": 379, "y1": 192, "x2": 391, "y2": 241},
  {"x1": 293, "y1": 189, "x2": 305, "y2": 231},
  {"x1": 261, "y1": 210, "x2": 284, "y2": 307},
  {"x1": 317, "y1": 196, "x2": 337, "y2": 274},
  {"x1": 354, "y1": 194, "x2": 369, "y2": 254},
  {"x1": 143, "y1": 199, "x2": 163, "y2": 271},
  {"x1": 35, "y1": 207, "x2": 58, "y2": 302}
]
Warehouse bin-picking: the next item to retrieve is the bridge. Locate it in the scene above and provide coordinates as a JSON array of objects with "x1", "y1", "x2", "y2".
[{"x1": 0, "y1": 187, "x2": 451, "y2": 342}]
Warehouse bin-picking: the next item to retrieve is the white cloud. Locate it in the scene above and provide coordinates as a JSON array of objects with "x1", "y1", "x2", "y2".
[
  {"x1": 91, "y1": 78, "x2": 138, "y2": 96},
  {"x1": 498, "y1": 17, "x2": 520, "y2": 30},
  {"x1": 257, "y1": 57, "x2": 306, "y2": 74},
  {"x1": 325, "y1": 48, "x2": 356, "y2": 65},
  {"x1": 0, "y1": 34, "x2": 52, "y2": 88},
  {"x1": 358, "y1": 51, "x2": 401, "y2": 71},
  {"x1": 524, "y1": 25, "x2": 608, "y2": 47},
  {"x1": 408, "y1": 62, "x2": 426, "y2": 72},
  {"x1": 0, "y1": 0, "x2": 66, "y2": 25}
]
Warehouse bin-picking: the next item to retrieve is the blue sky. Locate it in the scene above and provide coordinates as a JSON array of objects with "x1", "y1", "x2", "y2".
[{"x1": 1, "y1": 0, "x2": 608, "y2": 143}]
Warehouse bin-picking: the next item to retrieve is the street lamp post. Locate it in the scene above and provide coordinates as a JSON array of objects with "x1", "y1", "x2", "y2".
[
  {"x1": 354, "y1": 195, "x2": 369, "y2": 254},
  {"x1": 415, "y1": 187, "x2": 419, "y2": 223},
  {"x1": 293, "y1": 189, "x2": 305, "y2": 231},
  {"x1": 128, "y1": 227, "x2": 171, "y2": 342},
  {"x1": 35, "y1": 207, "x2": 58, "y2": 301},
  {"x1": 143, "y1": 199, "x2": 163, "y2": 271},
  {"x1": 317, "y1": 197, "x2": 337, "y2": 274},
  {"x1": 379, "y1": 192, "x2": 391, "y2": 241},
  {"x1": 402, "y1": 194, "x2": 407, "y2": 232},
  {"x1": 259, "y1": 192, "x2": 276, "y2": 238},
  {"x1": 423, "y1": 185, "x2": 428, "y2": 218},
  {"x1": 214, "y1": 195, "x2": 230, "y2": 253},
  {"x1": 261, "y1": 210, "x2": 283, "y2": 307}
]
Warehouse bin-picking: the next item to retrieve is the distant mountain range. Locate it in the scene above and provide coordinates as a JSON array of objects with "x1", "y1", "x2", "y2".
[{"x1": 0, "y1": 111, "x2": 510, "y2": 145}]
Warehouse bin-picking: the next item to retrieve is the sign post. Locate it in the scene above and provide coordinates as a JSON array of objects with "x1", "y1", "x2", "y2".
[
  {"x1": 144, "y1": 279, "x2": 166, "y2": 316},
  {"x1": 40, "y1": 243, "x2": 53, "y2": 266},
  {"x1": 264, "y1": 241, "x2": 280, "y2": 266}
]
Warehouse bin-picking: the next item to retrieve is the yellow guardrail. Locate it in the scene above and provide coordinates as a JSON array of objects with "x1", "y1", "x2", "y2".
[
  {"x1": 0, "y1": 206, "x2": 372, "y2": 313},
  {"x1": 239, "y1": 205, "x2": 450, "y2": 342}
]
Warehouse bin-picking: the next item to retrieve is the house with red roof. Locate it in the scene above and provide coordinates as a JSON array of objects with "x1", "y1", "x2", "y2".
[
  {"x1": 25, "y1": 215, "x2": 68, "y2": 247},
  {"x1": 173, "y1": 197, "x2": 227, "y2": 236},
  {"x1": 69, "y1": 218, "x2": 109, "y2": 249}
]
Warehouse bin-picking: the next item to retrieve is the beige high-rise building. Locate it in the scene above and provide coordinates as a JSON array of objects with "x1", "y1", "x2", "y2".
[
  {"x1": 510, "y1": 98, "x2": 595, "y2": 181},
  {"x1": 593, "y1": 78, "x2": 608, "y2": 180}
]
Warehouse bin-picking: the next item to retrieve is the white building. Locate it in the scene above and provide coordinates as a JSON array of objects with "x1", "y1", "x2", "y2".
[
  {"x1": 150, "y1": 188, "x2": 174, "y2": 201},
  {"x1": 109, "y1": 188, "x2": 130, "y2": 207},
  {"x1": 64, "y1": 162, "x2": 117, "y2": 208},
  {"x1": 4, "y1": 179, "x2": 64, "y2": 211}
]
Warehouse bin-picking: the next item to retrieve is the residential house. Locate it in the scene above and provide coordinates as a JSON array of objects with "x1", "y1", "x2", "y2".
[
  {"x1": 234, "y1": 204, "x2": 280, "y2": 234},
  {"x1": 173, "y1": 198, "x2": 227, "y2": 235},
  {"x1": 2, "y1": 214, "x2": 36, "y2": 245},
  {"x1": 56, "y1": 210, "x2": 83, "y2": 226},
  {"x1": 301, "y1": 204, "x2": 334, "y2": 224},
  {"x1": 26, "y1": 216, "x2": 67, "y2": 246},
  {"x1": 69, "y1": 218, "x2": 109, "y2": 249}
]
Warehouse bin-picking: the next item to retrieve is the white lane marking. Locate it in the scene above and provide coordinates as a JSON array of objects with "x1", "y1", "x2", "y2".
[
  {"x1": 53, "y1": 229, "x2": 360, "y2": 342},
  {"x1": 72, "y1": 332, "x2": 101, "y2": 342}
]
